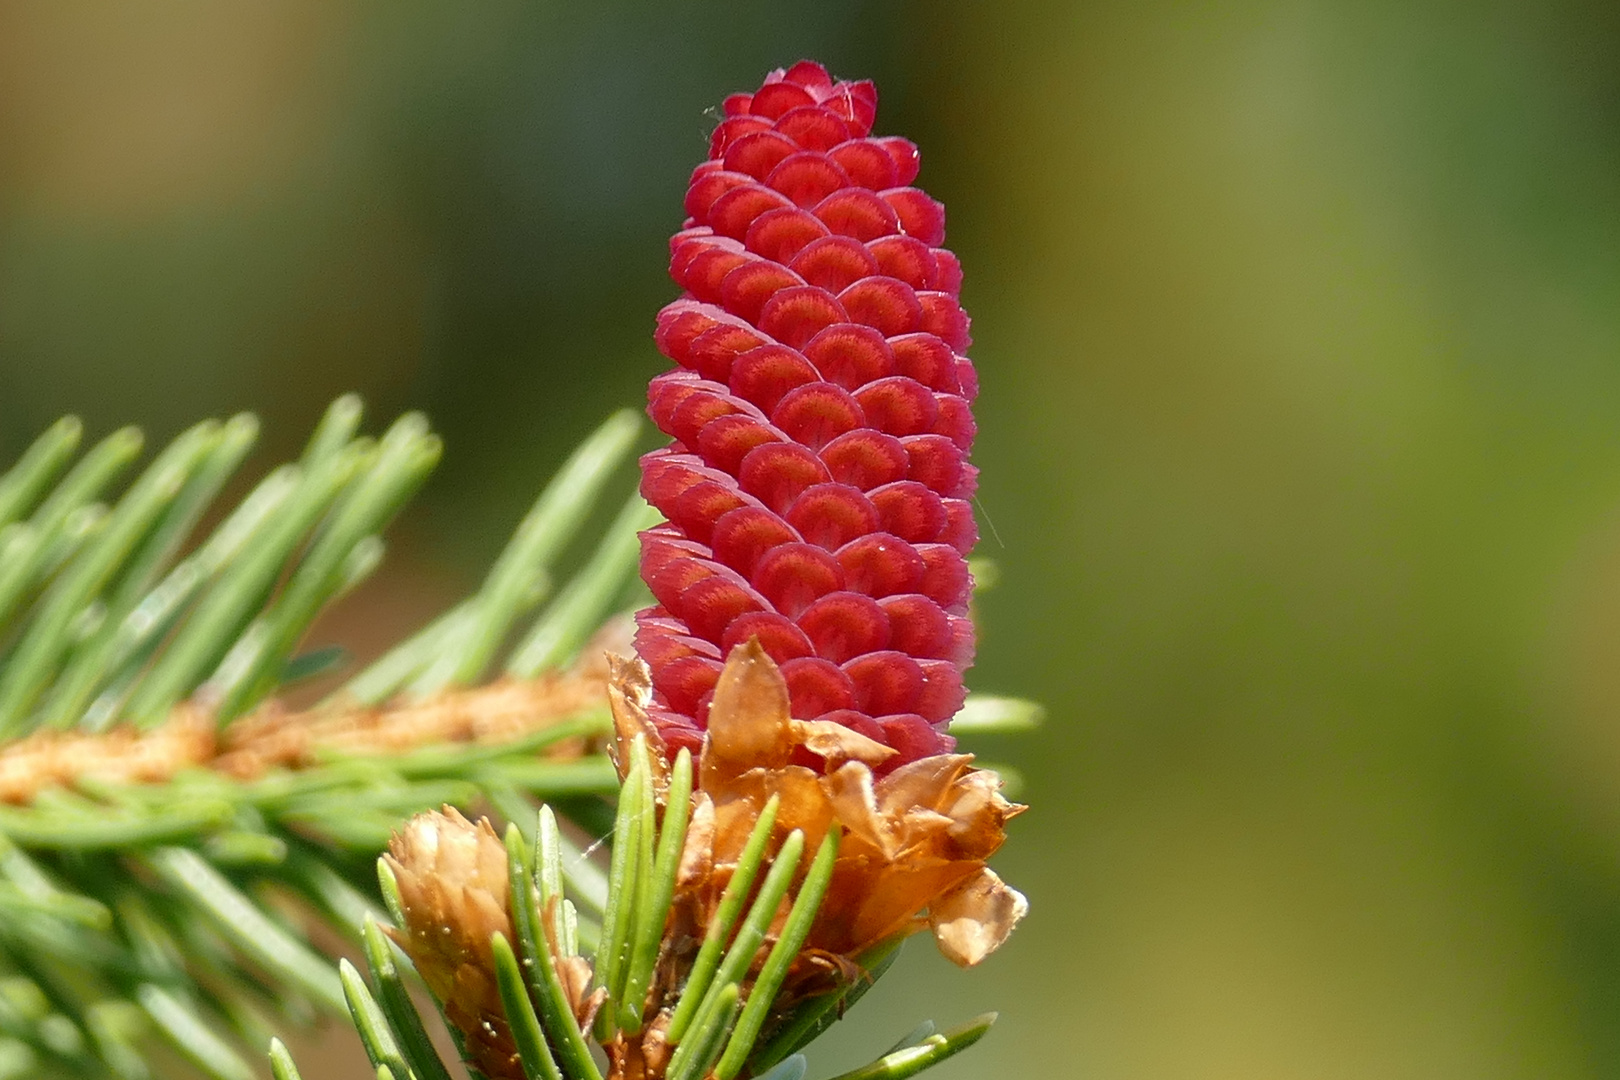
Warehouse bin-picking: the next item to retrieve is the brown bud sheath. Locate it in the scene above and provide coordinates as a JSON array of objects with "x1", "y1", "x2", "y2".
[{"x1": 384, "y1": 808, "x2": 523, "y2": 1080}]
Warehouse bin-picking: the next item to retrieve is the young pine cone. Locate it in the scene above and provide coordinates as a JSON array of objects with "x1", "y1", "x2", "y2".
[{"x1": 638, "y1": 60, "x2": 979, "y2": 771}]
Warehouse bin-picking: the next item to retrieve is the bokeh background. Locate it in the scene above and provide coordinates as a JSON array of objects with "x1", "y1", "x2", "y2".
[{"x1": 5, "y1": 1, "x2": 1620, "y2": 1077}]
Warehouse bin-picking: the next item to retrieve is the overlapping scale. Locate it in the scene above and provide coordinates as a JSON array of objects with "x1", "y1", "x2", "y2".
[{"x1": 639, "y1": 61, "x2": 978, "y2": 772}]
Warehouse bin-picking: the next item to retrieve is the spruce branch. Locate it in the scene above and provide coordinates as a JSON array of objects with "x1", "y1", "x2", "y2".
[{"x1": 0, "y1": 401, "x2": 656, "y2": 1079}]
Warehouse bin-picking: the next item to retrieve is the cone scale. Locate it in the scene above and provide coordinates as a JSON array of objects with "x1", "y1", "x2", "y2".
[{"x1": 637, "y1": 61, "x2": 979, "y2": 771}]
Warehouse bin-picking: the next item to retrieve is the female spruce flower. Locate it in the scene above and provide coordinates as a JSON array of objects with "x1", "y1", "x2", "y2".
[
  {"x1": 637, "y1": 59, "x2": 979, "y2": 771},
  {"x1": 615, "y1": 57, "x2": 1024, "y2": 990}
]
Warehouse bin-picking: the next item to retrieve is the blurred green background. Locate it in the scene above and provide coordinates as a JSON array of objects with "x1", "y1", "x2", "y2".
[{"x1": 5, "y1": 1, "x2": 1620, "y2": 1077}]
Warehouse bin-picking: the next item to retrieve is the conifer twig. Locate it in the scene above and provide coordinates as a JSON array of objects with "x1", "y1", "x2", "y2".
[{"x1": 0, "y1": 402, "x2": 647, "y2": 1080}]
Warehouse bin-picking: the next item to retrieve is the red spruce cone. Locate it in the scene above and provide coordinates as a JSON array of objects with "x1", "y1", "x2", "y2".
[{"x1": 638, "y1": 60, "x2": 978, "y2": 772}]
